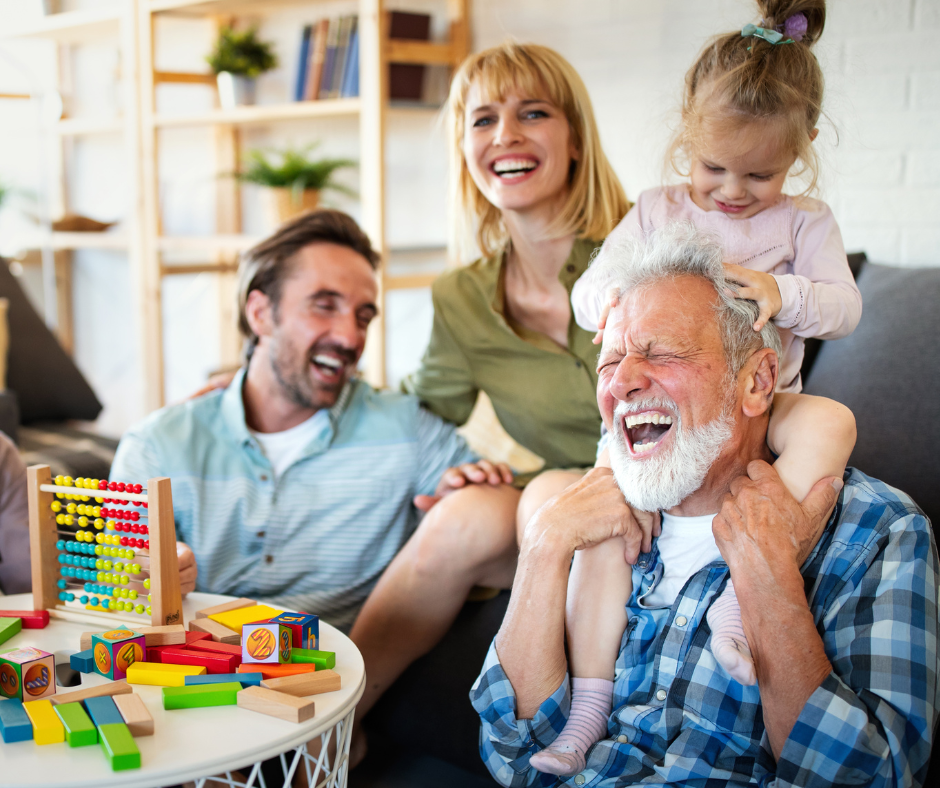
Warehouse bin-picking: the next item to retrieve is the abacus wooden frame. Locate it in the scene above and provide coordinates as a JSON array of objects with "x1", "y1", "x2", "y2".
[{"x1": 26, "y1": 464, "x2": 183, "y2": 629}]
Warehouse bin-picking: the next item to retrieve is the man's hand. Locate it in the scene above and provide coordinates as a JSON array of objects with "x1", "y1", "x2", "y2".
[
  {"x1": 177, "y1": 542, "x2": 197, "y2": 595},
  {"x1": 712, "y1": 460, "x2": 841, "y2": 575},
  {"x1": 524, "y1": 467, "x2": 656, "y2": 562},
  {"x1": 413, "y1": 460, "x2": 514, "y2": 512}
]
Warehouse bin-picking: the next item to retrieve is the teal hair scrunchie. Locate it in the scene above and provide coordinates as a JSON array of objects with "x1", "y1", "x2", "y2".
[{"x1": 741, "y1": 23, "x2": 794, "y2": 45}]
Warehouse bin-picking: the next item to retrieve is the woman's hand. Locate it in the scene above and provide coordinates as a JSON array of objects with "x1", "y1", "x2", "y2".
[
  {"x1": 414, "y1": 460, "x2": 514, "y2": 512},
  {"x1": 723, "y1": 263, "x2": 782, "y2": 332}
]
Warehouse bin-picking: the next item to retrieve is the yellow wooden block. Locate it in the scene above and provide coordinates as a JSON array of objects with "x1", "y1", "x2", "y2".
[
  {"x1": 208, "y1": 604, "x2": 283, "y2": 633},
  {"x1": 126, "y1": 662, "x2": 206, "y2": 687},
  {"x1": 23, "y1": 699, "x2": 65, "y2": 745}
]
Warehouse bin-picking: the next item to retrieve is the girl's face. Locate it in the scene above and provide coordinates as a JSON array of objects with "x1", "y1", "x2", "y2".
[
  {"x1": 688, "y1": 119, "x2": 798, "y2": 220},
  {"x1": 462, "y1": 81, "x2": 578, "y2": 216}
]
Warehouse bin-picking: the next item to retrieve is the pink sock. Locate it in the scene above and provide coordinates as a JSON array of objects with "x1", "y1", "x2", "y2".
[
  {"x1": 707, "y1": 579, "x2": 756, "y2": 685},
  {"x1": 528, "y1": 677, "x2": 613, "y2": 776}
]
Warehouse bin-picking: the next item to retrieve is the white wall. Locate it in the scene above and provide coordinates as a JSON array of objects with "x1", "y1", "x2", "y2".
[{"x1": 0, "y1": 0, "x2": 937, "y2": 436}]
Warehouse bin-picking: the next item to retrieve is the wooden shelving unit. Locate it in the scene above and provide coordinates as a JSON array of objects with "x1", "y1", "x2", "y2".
[{"x1": 137, "y1": 0, "x2": 469, "y2": 410}]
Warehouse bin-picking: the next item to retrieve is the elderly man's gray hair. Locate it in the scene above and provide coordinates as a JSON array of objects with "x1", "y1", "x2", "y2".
[{"x1": 587, "y1": 222, "x2": 783, "y2": 377}]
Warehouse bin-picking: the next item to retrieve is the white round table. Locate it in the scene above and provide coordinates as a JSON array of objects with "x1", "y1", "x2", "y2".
[{"x1": 0, "y1": 592, "x2": 366, "y2": 788}]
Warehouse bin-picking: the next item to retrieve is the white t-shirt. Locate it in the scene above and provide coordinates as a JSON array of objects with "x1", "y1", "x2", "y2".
[
  {"x1": 249, "y1": 410, "x2": 330, "y2": 478},
  {"x1": 642, "y1": 511, "x2": 723, "y2": 607}
]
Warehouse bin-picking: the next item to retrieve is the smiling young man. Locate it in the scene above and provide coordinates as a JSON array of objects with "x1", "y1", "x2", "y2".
[{"x1": 110, "y1": 209, "x2": 508, "y2": 632}]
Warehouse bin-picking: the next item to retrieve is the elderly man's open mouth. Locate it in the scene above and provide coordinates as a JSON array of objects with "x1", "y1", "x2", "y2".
[{"x1": 623, "y1": 411, "x2": 674, "y2": 456}]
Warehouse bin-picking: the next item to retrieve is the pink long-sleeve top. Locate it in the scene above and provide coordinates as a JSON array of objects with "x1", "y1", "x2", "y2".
[{"x1": 571, "y1": 185, "x2": 863, "y2": 392}]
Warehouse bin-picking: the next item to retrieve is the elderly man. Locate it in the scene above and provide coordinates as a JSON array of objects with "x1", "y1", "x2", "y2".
[
  {"x1": 111, "y1": 209, "x2": 517, "y2": 694},
  {"x1": 472, "y1": 223, "x2": 939, "y2": 787}
]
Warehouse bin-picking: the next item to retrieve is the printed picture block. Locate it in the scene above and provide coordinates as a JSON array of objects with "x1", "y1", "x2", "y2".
[
  {"x1": 92, "y1": 629, "x2": 147, "y2": 681},
  {"x1": 242, "y1": 622, "x2": 291, "y2": 665},
  {"x1": 0, "y1": 647, "x2": 56, "y2": 701},
  {"x1": 269, "y1": 612, "x2": 319, "y2": 650}
]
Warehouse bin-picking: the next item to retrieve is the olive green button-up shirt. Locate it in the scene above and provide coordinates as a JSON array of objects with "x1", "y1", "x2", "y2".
[{"x1": 403, "y1": 238, "x2": 603, "y2": 470}]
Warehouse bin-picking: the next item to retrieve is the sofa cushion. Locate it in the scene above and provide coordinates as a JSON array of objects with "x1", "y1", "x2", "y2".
[{"x1": 804, "y1": 262, "x2": 940, "y2": 525}]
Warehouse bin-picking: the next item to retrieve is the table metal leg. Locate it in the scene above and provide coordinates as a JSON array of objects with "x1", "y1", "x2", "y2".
[{"x1": 194, "y1": 706, "x2": 356, "y2": 788}]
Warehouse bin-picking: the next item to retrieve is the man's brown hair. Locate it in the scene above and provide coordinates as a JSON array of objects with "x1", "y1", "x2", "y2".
[{"x1": 237, "y1": 209, "x2": 380, "y2": 352}]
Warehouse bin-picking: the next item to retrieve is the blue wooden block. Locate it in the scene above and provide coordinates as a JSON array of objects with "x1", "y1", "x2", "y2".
[
  {"x1": 70, "y1": 649, "x2": 96, "y2": 674},
  {"x1": 0, "y1": 698, "x2": 33, "y2": 743},
  {"x1": 185, "y1": 672, "x2": 262, "y2": 688},
  {"x1": 83, "y1": 695, "x2": 124, "y2": 727}
]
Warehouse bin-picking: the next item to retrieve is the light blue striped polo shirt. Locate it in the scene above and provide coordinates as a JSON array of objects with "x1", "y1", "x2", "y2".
[{"x1": 110, "y1": 369, "x2": 475, "y2": 631}]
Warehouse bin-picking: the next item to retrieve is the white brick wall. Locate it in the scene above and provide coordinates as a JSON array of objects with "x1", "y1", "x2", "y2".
[{"x1": 471, "y1": 0, "x2": 940, "y2": 267}]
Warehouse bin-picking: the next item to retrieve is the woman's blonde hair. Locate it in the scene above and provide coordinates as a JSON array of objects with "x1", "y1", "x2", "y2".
[
  {"x1": 667, "y1": 0, "x2": 827, "y2": 195},
  {"x1": 447, "y1": 42, "x2": 628, "y2": 260}
]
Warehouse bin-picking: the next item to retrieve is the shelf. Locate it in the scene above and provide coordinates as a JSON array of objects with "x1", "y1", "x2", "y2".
[
  {"x1": 149, "y1": 0, "x2": 320, "y2": 16},
  {"x1": 158, "y1": 235, "x2": 260, "y2": 254},
  {"x1": 1, "y1": 8, "x2": 122, "y2": 44},
  {"x1": 152, "y1": 98, "x2": 361, "y2": 128},
  {"x1": 16, "y1": 233, "x2": 128, "y2": 252},
  {"x1": 56, "y1": 117, "x2": 124, "y2": 136}
]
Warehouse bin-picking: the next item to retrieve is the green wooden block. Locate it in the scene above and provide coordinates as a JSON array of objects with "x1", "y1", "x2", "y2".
[
  {"x1": 54, "y1": 702, "x2": 98, "y2": 747},
  {"x1": 290, "y1": 648, "x2": 335, "y2": 669},
  {"x1": 98, "y1": 723, "x2": 140, "y2": 770},
  {"x1": 162, "y1": 681, "x2": 241, "y2": 710},
  {"x1": 0, "y1": 617, "x2": 21, "y2": 647}
]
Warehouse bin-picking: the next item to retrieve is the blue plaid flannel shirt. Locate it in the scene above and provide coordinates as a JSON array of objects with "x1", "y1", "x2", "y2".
[{"x1": 471, "y1": 469, "x2": 939, "y2": 787}]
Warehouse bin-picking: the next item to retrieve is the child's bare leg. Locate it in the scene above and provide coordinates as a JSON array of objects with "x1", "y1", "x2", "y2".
[
  {"x1": 516, "y1": 469, "x2": 587, "y2": 545},
  {"x1": 529, "y1": 537, "x2": 631, "y2": 775}
]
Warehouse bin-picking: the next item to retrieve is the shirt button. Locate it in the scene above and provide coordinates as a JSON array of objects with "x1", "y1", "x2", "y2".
[
  {"x1": 574, "y1": 775, "x2": 586, "y2": 786},
  {"x1": 256, "y1": 531, "x2": 265, "y2": 539},
  {"x1": 617, "y1": 734, "x2": 628, "y2": 744},
  {"x1": 264, "y1": 555, "x2": 274, "y2": 564},
  {"x1": 260, "y1": 474, "x2": 268, "y2": 481},
  {"x1": 656, "y1": 689, "x2": 667, "y2": 701},
  {"x1": 675, "y1": 615, "x2": 687, "y2": 627},
  {"x1": 566, "y1": 264, "x2": 576, "y2": 273},
  {"x1": 575, "y1": 360, "x2": 582, "y2": 368}
]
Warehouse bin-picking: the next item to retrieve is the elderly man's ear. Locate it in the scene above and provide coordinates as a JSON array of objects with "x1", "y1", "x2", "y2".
[
  {"x1": 740, "y1": 349, "x2": 778, "y2": 418},
  {"x1": 245, "y1": 289, "x2": 275, "y2": 339}
]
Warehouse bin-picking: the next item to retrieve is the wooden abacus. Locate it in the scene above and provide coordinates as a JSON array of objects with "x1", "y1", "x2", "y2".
[{"x1": 26, "y1": 465, "x2": 183, "y2": 629}]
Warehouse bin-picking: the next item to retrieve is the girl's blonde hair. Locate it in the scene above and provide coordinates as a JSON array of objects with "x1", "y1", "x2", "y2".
[
  {"x1": 668, "y1": 0, "x2": 827, "y2": 195},
  {"x1": 447, "y1": 42, "x2": 628, "y2": 260}
]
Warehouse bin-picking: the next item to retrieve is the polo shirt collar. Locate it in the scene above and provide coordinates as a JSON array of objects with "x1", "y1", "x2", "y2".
[{"x1": 221, "y1": 366, "x2": 357, "y2": 449}]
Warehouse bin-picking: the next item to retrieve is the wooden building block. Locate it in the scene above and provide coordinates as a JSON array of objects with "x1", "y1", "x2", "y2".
[
  {"x1": 0, "y1": 609, "x2": 49, "y2": 629},
  {"x1": 138, "y1": 625, "x2": 186, "y2": 646},
  {"x1": 186, "y1": 638, "x2": 242, "y2": 657},
  {"x1": 79, "y1": 632, "x2": 97, "y2": 651},
  {"x1": 98, "y1": 722, "x2": 141, "y2": 770},
  {"x1": 0, "y1": 617, "x2": 22, "y2": 646},
  {"x1": 237, "y1": 685, "x2": 315, "y2": 723},
  {"x1": 290, "y1": 648, "x2": 335, "y2": 670},
  {"x1": 113, "y1": 692, "x2": 154, "y2": 736},
  {"x1": 83, "y1": 695, "x2": 125, "y2": 727},
  {"x1": 126, "y1": 662, "x2": 206, "y2": 687},
  {"x1": 261, "y1": 669, "x2": 341, "y2": 697},
  {"x1": 208, "y1": 604, "x2": 282, "y2": 633},
  {"x1": 50, "y1": 679, "x2": 132, "y2": 706},
  {"x1": 0, "y1": 645, "x2": 56, "y2": 701},
  {"x1": 0, "y1": 698, "x2": 33, "y2": 742},
  {"x1": 159, "y1": 647, "x2": 239, "y2": 674},
  {"x1": 194, "y1": 597, "x2": 257, "y2": 619},
  {"x1": 22, "y1": 699, "x2": 64, "y2": 744},
  {"x1": 237, "y1": 662, "x2": 318, "y2": 680},
  {"x1": 147, "y1": 477, "x2": 183, "y2": 629},
  {"x1": 188, "y1": 617, "x2": 241, "y2": 645},
  {"x1": 184, "y1": 630, "x2": 211, "y2": 645},
  {"x1": 186, "y1": 672, "x2": 262, "y2": 688},
  {"x1": 54, "y1": 701, "x2": 98, "y2": 747},
  {"x1": 162, "y1": 681, "x2": 241, "y2": 709},
  {"x1": 91, "y1": 629, "x2": 146, "y2": 681},
  {"x1": 70, "y1": 649, "x2": 95, "y2": 673}
]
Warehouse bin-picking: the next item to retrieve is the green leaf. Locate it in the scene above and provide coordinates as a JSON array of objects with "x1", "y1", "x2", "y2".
[
  {"x1": 232, "y1": 144, "x2": 358, "y2": 195},
  {"x1": 206, "y1": 26, "x2": 278, "y2": 77}
]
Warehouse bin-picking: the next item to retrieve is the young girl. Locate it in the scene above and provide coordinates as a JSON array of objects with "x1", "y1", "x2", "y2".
[{"x1": 529, "y1": 0, "x2": 861, "y2": 776}]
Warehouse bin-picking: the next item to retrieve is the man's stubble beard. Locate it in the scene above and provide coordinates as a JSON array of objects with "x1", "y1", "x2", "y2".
[
  {"x1": 268, "y1": 329, "x2": 348, "y2": 412},
  {"x1": 608, "y1": 394, "x2": 735, "y2": 513}
]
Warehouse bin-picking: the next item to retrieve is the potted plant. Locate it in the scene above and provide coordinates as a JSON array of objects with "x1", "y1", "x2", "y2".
[
  {"x1": 235, "y1": 145, "x2": 357, "y2": 226},
  {"x1": 206, "y1": 26, "x2": 277, "y2": 109}
]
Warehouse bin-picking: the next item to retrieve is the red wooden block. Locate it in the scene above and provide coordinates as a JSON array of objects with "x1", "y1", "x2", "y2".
[
  {"x1": 0, "y1": 610, "x2": 49, "y2": 629},
  {"x1": 186, "y1": 639, "x2": 242, "y2": 658},
  {"x1": 184, "y1": 631, "x2": 211, "y2": 646},
  {"x1": 237, "y1": 662, "x2": 318, "y2": 680},
  {"x1": 160, "y1": 647, "x2": 238, "y2": 674}
]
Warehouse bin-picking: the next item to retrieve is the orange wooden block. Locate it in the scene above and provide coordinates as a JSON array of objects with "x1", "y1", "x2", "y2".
[
  {"x1": 261, "y1": 669, "x2": 341, "y2": 697},
  {"x1": 237, "y1": 663, "x2": 318, "y2": 680},
  {"x1": 237, "y1": 686, "x2": 315, "y2": 723}
]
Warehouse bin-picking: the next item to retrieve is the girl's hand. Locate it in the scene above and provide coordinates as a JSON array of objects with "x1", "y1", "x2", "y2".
[
  {"x1": 592, "y1": 290, "x2": 620, "y2": 345},
  {"x1": 624, "y1": 506, "x2": 661, "y2": 563},
  {"x1": 723, "y1": 263, "x2": 782, "y2": 332}
]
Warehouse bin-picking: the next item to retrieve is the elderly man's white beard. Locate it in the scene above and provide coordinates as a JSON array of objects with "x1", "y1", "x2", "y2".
[{"x1": 608, "y1": 396, "x2": 735, "y2": 512}]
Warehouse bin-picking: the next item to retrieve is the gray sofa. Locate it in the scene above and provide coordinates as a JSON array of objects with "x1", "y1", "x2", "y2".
[{"x1": 354, "y1": 254, "x2": 940, "y2": 787}]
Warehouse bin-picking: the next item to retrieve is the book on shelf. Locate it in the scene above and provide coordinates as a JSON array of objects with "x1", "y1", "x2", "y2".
[
  {"x1": 389, "y1": 11, "x2": 431, "y2": 102},
  {"x1": 294, "y1": 15, "x2": 361, "y2": 101}
]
